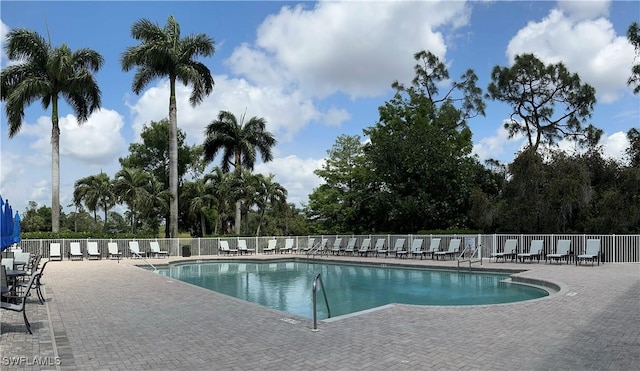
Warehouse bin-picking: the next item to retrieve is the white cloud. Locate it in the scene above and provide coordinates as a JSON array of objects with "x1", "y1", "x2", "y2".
[
  {"x1": 506, "y1": 7, "x2": 635, "y2": 103},
  {"x1": 254, "y1": 155, "x2": 325, "y2": 207},
  {"x1": 323, "y1": 107, "x2": 351, "y2": 127},
  {"x1": 227, "y1": 0, "x2": 470, "y2": 99},
  {"x1": 473, "y1": 122, "x2": 525, "y2": 162},
  {"x1": 557, "y1": 0, "x2": 609, "y2": 21}
]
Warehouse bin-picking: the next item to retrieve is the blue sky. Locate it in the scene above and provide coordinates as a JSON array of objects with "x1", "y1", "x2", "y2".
[{"x1": 1, "y1": 0, "x2": 638, "y2": 216}]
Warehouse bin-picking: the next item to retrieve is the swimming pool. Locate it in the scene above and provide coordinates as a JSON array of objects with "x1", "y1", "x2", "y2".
[{"x1": 156, "y1": 260, "x2": 549, "y2": 319}]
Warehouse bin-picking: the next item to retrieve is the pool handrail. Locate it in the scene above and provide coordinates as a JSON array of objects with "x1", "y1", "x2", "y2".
[{"x1": 312, "y1": 273, "x2": 331, "y2": 331}]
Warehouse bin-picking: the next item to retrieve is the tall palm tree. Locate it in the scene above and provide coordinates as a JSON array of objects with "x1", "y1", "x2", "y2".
[
  {"x1": 1, "y1": 29, "x2": 103, "y2": 232},
  {"x1": 121, "y1": 15, "x2": 215, "y2": 238},
  {"x1": 203, "y1": 167, "x2": 233, "y2": 235},
  {"x1": 203, "y1": 110, "x2": 277, "y2": 234},
  {"x1": 114, "y1": 167, "x2": 153, "y2": 233}
]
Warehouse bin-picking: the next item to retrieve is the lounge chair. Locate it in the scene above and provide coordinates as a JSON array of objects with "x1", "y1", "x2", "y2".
[
  {"x1": 423, "y1": 238, "x2": 441, "y2": 260},
  {"x1": 357, "y1": 238, "x2": 372, "y2": 256},
  {"x1": 1, "y1": 272, "x2": 39, "y2": 334},
  {"x1": 128, "y1": 241, "x2": 147, "y2": 258},
  {"x1": 263, "y1": 239, "x2": 277, "y2": 254},
  {"x1": 577, "y1": 239, "x2": 601, "y2": 266},
  {"x1": 374, "y1": 238, "x2": 388, "y2": 257},
  {"x1": 237, "y1": 239, "x2": 255, "y2": 255},
  {"x1": 331, "y1": 238, "x2": 343, "y2": 255},
  {"x1": 393, "y1": 239, "x2": 407, "y2": 258},
  {"x1": 410, "y1": 239, "x2": 424, "y2": 259},
  {"x1": 280, "y1": 238, "x2": 294, "y2": 254},
  {"x1": 219, "y1": 241, "x2": 238, "y2": 255},
  {"x1": 69, "y1": 242, "x2": 83, "y2": 260},
  {"x1": 107, "y1": 242, "x2": 121, "y2": 260},
  {"x1": 49, "y1": 243, "x2": 62, "y2": 261},
  {"x1": 517, "y1": 240, "x2": 543, "y2": 263},
  {"x1": 87, "y1": 241, "x2": 101, "y2": 260},
  {"x1": 344, "y1": 238, "x2": 357, "y2": 255},
  {"x1": 491, "y1": 239, "x2": 517, "y2": 263},
  {"x1": 302, "y1": 238, "x2": 316, "y2": 254},
  {"x1": 546, "y1": 240, "x2": 571, "y2": 264},
  {"x1": 434, "y1": 239, "x2": 461, "y2": 260},
  {"x1": 150, "y1": 241, "x2": 169, "y2": 258}
]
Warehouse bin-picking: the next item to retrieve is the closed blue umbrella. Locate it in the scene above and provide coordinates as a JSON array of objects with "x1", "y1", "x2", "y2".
[
  {"x1": 1, "y1": 198, "x2": 14, "y2": 251},
  {"x1": 13, "y1": 212, "x2": 21, "y2": 245}
]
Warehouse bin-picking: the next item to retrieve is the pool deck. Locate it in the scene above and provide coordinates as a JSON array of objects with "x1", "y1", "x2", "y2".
[{"x1": 1, "y1": 254, "x2": 639, "y2": 370}]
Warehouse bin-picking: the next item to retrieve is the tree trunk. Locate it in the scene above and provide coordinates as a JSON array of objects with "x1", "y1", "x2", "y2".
[
  {"x1": 234, "y1": 200, "x2": 241, "y2": 234},
  {"x1": 200, "y1": 212, "x2": 206, "y2": 237},
  {"x1": 51, "y1": 96, "x2": 60, "y2": 232},
  {"x1": 168, "y1": 77, "x2": 179, "y2": 239}
]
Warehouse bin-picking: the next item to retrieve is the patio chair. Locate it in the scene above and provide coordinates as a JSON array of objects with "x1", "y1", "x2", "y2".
[
  {"x1": 491, "y1": 239, "x2": 517, "y2": 263},
  {"x1": 577, "y1": 239, "x2": 601, "y2": 266},
  {"x1": 107, "y1": 242, "x2": 121, "y2": 260},
  {"x1": 374, "y1": 238, "x2": 388, "y2": 257},
  {"x1": 87, "y1": 241, "x2": 101, "y2": 260},
  {"x1": 302, "y1": 238, "x2": 316, "y2": 254},
  {"x1": 517, "y1": 240, "x2": 543, "y2": 263},
  {"x1": 33, "y1": 260, "x2": 51, "y2": 304},
  {"x1": 69, "y1": 242, "x2": 83, "y2": 260},
  {"x1": 49, "y1": 243, "x2": 62, "y2": 261},
  {"x1": 1, "y1": 272, "x2": 39, "y2": 334},
  {"x1": 237, "y1": 239, "x2": 255, "y2": 255},
  {"x1": 128, "y1": 241, "x2": 147, "y2": 258},
  {"x1": 546, "y1": 240, "x2": 571, "y2": 264},
  {"x1": 434, "y1": 239, "x2": 461, "y2": 260},
  {"x1": 423, "y1": 238, "x2": 441, "y2": 260},
  {"x1": 393, "y1": 239, "x2": 407, "y2": 258},
  {"x1": 280, "y1": 238, "x2": 294, "y2": 254},
  {"x1": 409, "y1": 239, "x2": 424, "y2": 259},
  {"x1": 150, "y1": 241, "x2": 169, "y2": 258},
  {"x1": 219, "y1": 241, "x2": 238, "y2": 255},
  {"x1": 263, "y1": 239, "x2": 276, "y2": 254},
  {"x1": 1, "y1": 265, "x2": 11, "y2": 297},
  {"x1": 331, "y1": 237, "x2": 343, "y2": 255},
  {"x1": 357, "y1": 238, "x2": 372, "y2": 256},
  {"x1": 344, "y1": 238, "x2": 357, "y2": 255}
]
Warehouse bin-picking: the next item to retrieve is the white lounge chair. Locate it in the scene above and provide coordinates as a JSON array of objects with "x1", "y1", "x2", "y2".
[
  {"x1": 546, "y1": 240, "x2": 571, "y2": 264},
  {"x1": 374, "y1": 238, "x2": 388, "y2": 257},
  {"x1": 280, "y1": 238, "x2": 294, "y2": 254},
  {"x1": 302, "y1": 238, "x2": 316, "y2": 254},
  {"x1": 263, "y1": 239, "x2": 276, "y2": 254},
  {"x1": 344, "y1": 238, "x2": 357, "y2": 255},
  {"x1": 69, "y1": 242, "x2": 83, "y2": 260},
  {"x1": 219, "y1": 241, "x2": 238, "y2": 255},
  {"x1": 150, "y1": 241, "x2": 169, "y2": 258},
  {"x1": 434, "y1": 239, "x2": 461, "y2": 260},
  {"x1": 87, "y1": 241, "x2": 101, "y2": 260},
  {"x1": 357, "y1": 238, "x2": 372, "y2": 256},
  {"x1": 424, "y1": 238, "x2": 441, "y2": 260},
  {"x1": 237, "y1": 239, "x2": 255, "y2": 255},
  {"x1": 107, "y1": 242, "x2": 121, "y2": 260},
  {"x1": 331, "y1": 237, "x2": 343, "y2": 255},
  {"x1": 410, "y1": 239, "x2": 424, "y2": 259},
  {"x1": 577, "y1": 239, "x2": 601, "y2": 266},
  {"x1": 49, "y1": 243, "x2": 62, "y2": 261},
  {"x1": 393, "y1": 239, "x2": 407, "y2": 258},
  {"x1": 517, "y1": 240, "x2": 543, "y2": 263},
  {"x1": 128, "y1": 241, "x2": 147, "y2": 258},
  {"x1": 491, "y1": 239, "x2": 517, "y2": 263}
]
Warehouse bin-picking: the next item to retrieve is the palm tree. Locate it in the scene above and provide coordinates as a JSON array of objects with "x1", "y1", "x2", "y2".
[
  {"x1": 113, "y1": 167, "x2": 153, "y2": 233},
  {"x1": 254, "y1": 173, "x2": 287, "y2": 236},
  {"x1": 203, "y1": 110, "x2": 277, "y2": 234},
  {"x1": 1, "y1": 29, "x2": 103, "y2": 232},
  {"x1": 121, "y1": 15, "x2": 215, "y2": 238},
  {"x1": 203, "y1": 167, "x2": 233, "y2": 235},
  {"x1": 73, "y1": 173, "x2": 114, "y2": 230}
]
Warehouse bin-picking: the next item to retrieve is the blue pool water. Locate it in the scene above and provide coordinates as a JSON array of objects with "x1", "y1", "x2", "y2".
[{"x1": 156, "y1": 261, "x2": 548, "y2": 319}]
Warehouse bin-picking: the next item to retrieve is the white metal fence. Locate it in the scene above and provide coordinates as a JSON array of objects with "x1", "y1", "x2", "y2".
[{"x1": 8, "y1": 234, "x2": 640, "y2": 263}]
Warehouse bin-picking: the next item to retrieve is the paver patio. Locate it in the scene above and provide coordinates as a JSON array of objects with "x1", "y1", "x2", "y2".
[{"x1": 1, "y1": 255, "x2": 639, "y2": 370}]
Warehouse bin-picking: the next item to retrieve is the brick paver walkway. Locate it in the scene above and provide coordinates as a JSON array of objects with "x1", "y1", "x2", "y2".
[{"x1": 1, "y1": 255, "x2": 639, "y2": 370}]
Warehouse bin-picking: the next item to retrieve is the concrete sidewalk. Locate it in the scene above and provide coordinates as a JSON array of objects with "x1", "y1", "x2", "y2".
[{"x1": 1, "y1": 255, "x2": 639, "y2": 370}]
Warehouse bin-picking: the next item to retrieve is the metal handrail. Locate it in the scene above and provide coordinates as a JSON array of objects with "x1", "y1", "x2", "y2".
[
  {"x1": 132, "y1": 251, "x2": 158, "y2": 272},
  {"x1": 306, "y1": 240, "x2": 327, "y2": 259},
  {"x1": 457, "y1": 245, "x2": 482, "y2": 271},
  {"x1": 312, "y1": 273, "x2": 331, "y2": 331}
]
